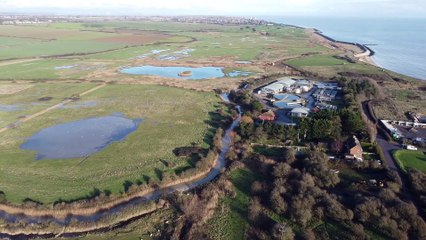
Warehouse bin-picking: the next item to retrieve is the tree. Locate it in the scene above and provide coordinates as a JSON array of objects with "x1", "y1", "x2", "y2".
[
  {"x1": 340, "y1": 108, "x2": 364, "y2": 134},
  {"x1": 270, "y1": 189, "x2": 287, "y2": 214},
  {"x1": 251, "y1": 100, "x2": 263, "y2": 112},
  {"x1": 239, "y1": 117, "x2": 254, "y2": 139},
  {"x1": 299, "y1": 228, "x2": 316, "y2": 240},
  {"x1": 248, "y1": 197, "x2": 263, "y2": 223},
  {"x1": 271, "y1": 223, "x2": 295, "y2": 240},
  {"x1": 348, "y1": 223, "x2": 368, "y2": 240},
  {"x1": 330, "y1": 140, "x2": 344, "y2": 154},
  {"x1": 283, "y1": 148, "x2": 296, "y2": 164},
  {"x1": 273, "y1": 162, "x2": 292, "y2": 178}
]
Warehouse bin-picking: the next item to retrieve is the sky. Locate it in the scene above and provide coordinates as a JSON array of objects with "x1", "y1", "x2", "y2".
[{"x1": 0, "y1": 0, "x2": 425, "y2": 17}]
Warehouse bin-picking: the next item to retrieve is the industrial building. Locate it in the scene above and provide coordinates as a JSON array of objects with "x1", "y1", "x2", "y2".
[{"x1": 260, "y1": 78, "x2": 296, "y2": 94}]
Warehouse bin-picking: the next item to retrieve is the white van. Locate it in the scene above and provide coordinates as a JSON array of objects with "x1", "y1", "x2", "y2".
[{"x1": 406, "y1": 145, "x2": 418, "y2": 151}]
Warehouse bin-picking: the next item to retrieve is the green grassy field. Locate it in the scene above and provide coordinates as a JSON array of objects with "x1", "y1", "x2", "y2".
[
  {"x1": 0, "y1": 83, "x2": 96, "y2": 128},
  {"x1": 393, "y1": 150, "x2": 426, "y2": 173},
  {"x1": 286, "y1": 54, "x2": 349, "y2": 67},
  {"x1": 0, "y1": 24, "x2": 172, "y2": 60},
  {"x1": 0, "y1": 21, "x2": 336, "y2": 82},
  {"x1": 0, "y1": 84, "x2": 224, "y2": 204}
]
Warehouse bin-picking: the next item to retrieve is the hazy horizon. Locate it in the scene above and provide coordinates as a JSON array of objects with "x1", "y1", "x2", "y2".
[{"x1": 0, "y1": 0, "x2": 425, "y2": 18}]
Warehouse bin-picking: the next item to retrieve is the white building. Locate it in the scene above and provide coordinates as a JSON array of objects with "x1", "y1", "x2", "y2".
[
  {"x1": 261, "y1": 78, "x2": 296, "y2": 94},
  {"x1": 289, "y1": 107, "x2": 310, "y2": 118},
  {"x1": 261, "y1": 82, "x2": 286, "y2": 94}
]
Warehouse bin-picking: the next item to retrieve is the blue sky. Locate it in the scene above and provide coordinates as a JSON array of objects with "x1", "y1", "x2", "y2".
[{"x1": 0, "y1": 0, "x2": 425, "y2": 17}]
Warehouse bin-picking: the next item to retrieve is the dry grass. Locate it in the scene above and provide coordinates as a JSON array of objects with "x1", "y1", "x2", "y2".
[{"x1": 0, "y1": 84, "x2": 33, "y2": 94}]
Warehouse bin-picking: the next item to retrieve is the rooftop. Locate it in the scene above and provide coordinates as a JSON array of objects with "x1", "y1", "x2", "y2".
[
  {"x1": 277, "y1": 78, "x2": 296, "y2": 86},
  {"x1": 290, "y1": 107, "x2": 310, "y2": 114}
]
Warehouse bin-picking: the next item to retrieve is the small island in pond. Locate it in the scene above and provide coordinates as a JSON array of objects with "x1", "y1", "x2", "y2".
[{"x1": 178, "y1": 70, "x2": 192, "y2": 77}]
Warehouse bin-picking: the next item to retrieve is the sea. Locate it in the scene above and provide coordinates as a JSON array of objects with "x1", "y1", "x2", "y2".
[{"x1": 263, "y1": 17, "x2": 426, "y2": 80}]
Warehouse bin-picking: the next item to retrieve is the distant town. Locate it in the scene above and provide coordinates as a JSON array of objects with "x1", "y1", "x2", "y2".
[{"x1": 0, "y1": 15, "x2": 270, "y2": 25}]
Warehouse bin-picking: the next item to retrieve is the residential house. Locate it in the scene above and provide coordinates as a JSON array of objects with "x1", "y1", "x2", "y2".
[{"x1": 346, "y1": 136, "x2": 363, "y2": 161}]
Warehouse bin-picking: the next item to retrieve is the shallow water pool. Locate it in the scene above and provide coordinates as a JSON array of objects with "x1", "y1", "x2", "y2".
[{"x1": 21, "y1": 114, "x2": 142, "y2": 160}]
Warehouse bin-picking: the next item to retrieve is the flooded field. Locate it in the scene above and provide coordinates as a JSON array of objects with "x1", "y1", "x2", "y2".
[
  {"x1": 120, "y1": 65, "x2": 225, "y2": 79},
  {"x1": 21, "y1": 114, "x2": 142, "y2": 160},
  {"x1": 121, "y1": 65, "x2": 252, "y2": 79},
  {"x1": 0, "y1": 104, "x2": 23, "y2": 112},
  {"x1": 227, "y1": 70, "x2": 252, "y2": 77}
]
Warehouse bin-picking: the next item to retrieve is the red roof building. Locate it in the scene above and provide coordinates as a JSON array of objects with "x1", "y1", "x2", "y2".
[{"x1": 259, "y1": 110, "x2": 276, "y2": 122}]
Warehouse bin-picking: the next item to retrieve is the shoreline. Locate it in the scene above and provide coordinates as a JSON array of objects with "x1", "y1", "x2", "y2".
[
  {"x1": 268, "y1": 20, "x2": 379, "y2": 66},
  {"x1": 312, "y1": 29, "x2": 377, "y2": 66}
]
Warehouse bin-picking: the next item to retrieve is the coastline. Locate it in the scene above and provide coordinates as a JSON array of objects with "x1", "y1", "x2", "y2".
[
  {"x1": 313, "y1": 29, "x2": 377, "y2": 65},
  {"x1": 268, "y1": 20, "x2": 379, "y2": 66},
  {"x1": 308, "y1": 28, "x2": 378, "y2": 66}
]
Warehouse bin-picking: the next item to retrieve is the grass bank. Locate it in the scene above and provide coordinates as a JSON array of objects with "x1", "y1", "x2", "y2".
[{"x1": 393, "y1": 149, "x2": 426, "y2": 173}]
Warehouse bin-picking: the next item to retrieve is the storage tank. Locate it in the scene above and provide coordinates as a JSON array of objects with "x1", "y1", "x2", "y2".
[
  {"x1": 294, "y1": 88, "x2": 302, "y2": 94},
  {"x1": 301, "y1": 86, "x2": 311, "y2": 92}
]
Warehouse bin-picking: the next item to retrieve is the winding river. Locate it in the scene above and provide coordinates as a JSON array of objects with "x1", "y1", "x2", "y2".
[{"x1": 0, "y1": 96, "x2": 240, "y2": 239}]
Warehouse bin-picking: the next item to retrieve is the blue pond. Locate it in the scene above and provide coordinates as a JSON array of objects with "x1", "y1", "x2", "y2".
[
  {"x1": 120, "y1": 65, "x2": 225, "y2": 80},
  {"x1": 227, "y1": 70, "x2": 252, "y2": 78},
  {"x1": 21, "y1": 114, "x2": 142, "y2": 160}
]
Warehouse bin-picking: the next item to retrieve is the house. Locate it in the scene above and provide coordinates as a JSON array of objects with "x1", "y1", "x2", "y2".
[
  {"x1": 346, "y1": 136, "x2": 363, "y2": 161},
  {"x1": 289, "y1": 107, "x2": 310, "y2": 118},
  {"x1": 259, "y1": 110, "x2": 276, "y2": 122}
]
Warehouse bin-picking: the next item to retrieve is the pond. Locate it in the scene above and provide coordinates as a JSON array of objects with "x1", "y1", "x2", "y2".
[
  {"x1": 227, "y1": 70, "x2": 252, "y2": 77},
  {"x1": 21, "y1": 114, "x2": 142, "y2": 160},
  {"x1": 157, "y1": 48, "x2": 194, "y2": 61},
  {"x1": 120, "y1": 65, "x2": 225, "y2": 80}
]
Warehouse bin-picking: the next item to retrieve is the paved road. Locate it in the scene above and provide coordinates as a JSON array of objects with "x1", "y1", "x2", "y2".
[{"x1": 376, "y1": 135, "x2": 400, "y2": 171}]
